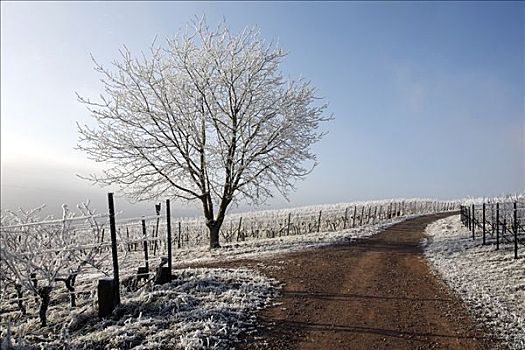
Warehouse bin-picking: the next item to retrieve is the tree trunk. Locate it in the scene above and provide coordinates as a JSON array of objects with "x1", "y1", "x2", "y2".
[
  {"x1": 38, "y1": 286, "x2": 52, "y2": 327},
  {"x1": 208, "y1": 221, "x2": 221, "y2": 249},
  {"x1": 56, "y1": 274, "x2": 77, "y2": 307}
]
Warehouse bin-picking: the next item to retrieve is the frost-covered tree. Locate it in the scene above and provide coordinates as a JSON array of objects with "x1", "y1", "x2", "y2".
[{"x1": 77, "y1": 18, "x2": 330, "y2": 248}]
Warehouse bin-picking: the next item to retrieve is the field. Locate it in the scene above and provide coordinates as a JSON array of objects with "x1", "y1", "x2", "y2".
[
  {"x1": 0, "y1": 198, "x2": 453, "y2": 349},
  {"x1": 2, "y1": 196, "x2": 524, "y2": 349}
]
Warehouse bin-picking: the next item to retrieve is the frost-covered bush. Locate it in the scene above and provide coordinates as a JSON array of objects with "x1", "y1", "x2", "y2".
[{"x1": 0, "y1": 202, "x2": 107, "y2": 326}]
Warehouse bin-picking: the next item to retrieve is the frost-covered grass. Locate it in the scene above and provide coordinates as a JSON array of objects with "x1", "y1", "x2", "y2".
[
  {"x1": 1, "y1": 268, "x2": 278, "y2": 350},
  {"x1": 424, "y1": 215, "x2": 525, "y2": 350}
]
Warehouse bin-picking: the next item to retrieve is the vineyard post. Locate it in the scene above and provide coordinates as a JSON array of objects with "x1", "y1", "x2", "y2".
[
  {"x1": 373, "y1": 206, "x2": 377, "y2": 224},
  {"x1": 378, "y1": 205, "x2": 382, "y2": 222},
  {"x1": 352, "y1": 205, "x2": 357, "y2": 227},
  {"x1": 177, "y1": 222, "x2": 182, "y2": 249},
  {"x1": 166, "y1": 199, "x2": 172, "y2": 276},
  {"x1": 343, "y1": 208, "x2": 348, "y2": 229},
  {"x1": 317, "y1": 210, "x2": 322, "y2": 233},
  {"x1": 467, "y1": 206, "x2": 471, "y2": 230},
  {"x1": 360, "y1": 206, "x2": 364, "y2": 226},
  {"x1": 237, "y1": 217, "x2": 244, "y2": 241},
  {"x1": 126, "y1": 227, "x2": 131, "y2": 252},
  {"x1": 141, "y1": 219, "x2": 149, "y2": 273},
  {"x1": 503, "y1": 220, "x2": 507, "y2": 247},
  {"x1": 367, "y1": 206, "x2": 372, "y2": 224},
  {"x1": 513, "y1": 202, "x2": 518, "y2": 259},
  {"x1": 471, "y1": 204, "x2": 475, "y2": 240},
  {"x1": 496, "y1": 203, "x2": 500, "y2": 250},
  {"x1": 491, "y1": 203, "x2": 495, "y2": 233},
  {"x1": 482, "y1": 203, "x2": 486, "y2": 245},
  {"x1": 154, "y1": 203, "x2": 161, "y2": 256},
  {"x1": 287, "y1": 213, "x2": 292, "y2": 235},
  {"x1": 107, "y1": 192, "x2": 120, "y2": 305}
]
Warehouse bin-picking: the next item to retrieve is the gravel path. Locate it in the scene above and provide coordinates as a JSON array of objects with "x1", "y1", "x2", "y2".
[{"x1": 184, "y1": 213, "x2": 499, "y2": 349}]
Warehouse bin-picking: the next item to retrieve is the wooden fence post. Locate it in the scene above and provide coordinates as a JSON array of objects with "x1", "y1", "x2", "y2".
[
  {"x1": 496, "y1": 203, "x2": 500, "y2": 250},
  {"x1": 237, "y1": 217, "x2": 244, "y2": 241},
  {"x1": 98, "y1": 278, "x2": 116, "y2": 318},
  {"x1": 165, "y1": 199, "x2": 172, "y2": 277},
  {"x1": 514, "y1": 202, "x2": 518, "y2": 259},
  {"x1": 352, "y1": 205, "x2": 357, "y2": 227},
  {"x1": 287, "y1": 213, "x2": 292, "y2": 235},
  {"x1": 482, "y1": 203, "x2": 486, "y2": 245},
  {"x1": 177, "y1": 222, "x2": 182, "y2": 249},
  {"x1": 360, "y1": 206, "x2": 365, "y2": 226},
  {"x1": 141, "y1": 219, "x2": 149, "y2": 273},
  {"x1": 317, "y1": 210, "x2": 322, "y2": 233},
  {"x1": 471, "y1": 204, "x2": 475, "y2": 240},
  {"x1": 107, "y1": 193, "x2": 120, "y2": 306}
]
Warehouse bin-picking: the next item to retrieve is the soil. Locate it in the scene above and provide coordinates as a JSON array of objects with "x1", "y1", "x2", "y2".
[{"x1": 182, "y1": 213, "x2": 500, "y2": 350}]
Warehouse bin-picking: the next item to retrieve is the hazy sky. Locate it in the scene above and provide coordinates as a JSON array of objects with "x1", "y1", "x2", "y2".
[{"x1": 1, "y1": 1, "x2": 524, "y2": 217}]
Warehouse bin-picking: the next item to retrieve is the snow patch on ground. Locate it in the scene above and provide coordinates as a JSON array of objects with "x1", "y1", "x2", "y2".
[{"x1": 425, "y1": 215, "x2": 525, "y2": 350}]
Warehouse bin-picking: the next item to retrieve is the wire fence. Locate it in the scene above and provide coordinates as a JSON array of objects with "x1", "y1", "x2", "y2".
[{"x1": 459, "y1": 200, "x2": 525, "y2": 259}]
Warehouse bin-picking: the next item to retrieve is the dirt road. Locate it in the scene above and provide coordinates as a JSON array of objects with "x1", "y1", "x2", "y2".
[{"x1": 192, "y1": 213, "x2": 498, "y2": 349}]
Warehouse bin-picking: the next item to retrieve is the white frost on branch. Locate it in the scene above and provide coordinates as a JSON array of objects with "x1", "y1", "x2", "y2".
[{"x1": 76, "y1": 17, "x2": 331, "y2": 247}]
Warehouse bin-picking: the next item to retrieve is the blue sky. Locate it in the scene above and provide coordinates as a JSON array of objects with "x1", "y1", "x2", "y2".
[{"x1": 1, "y1": 1, "x2": 523, "y2": 217}]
